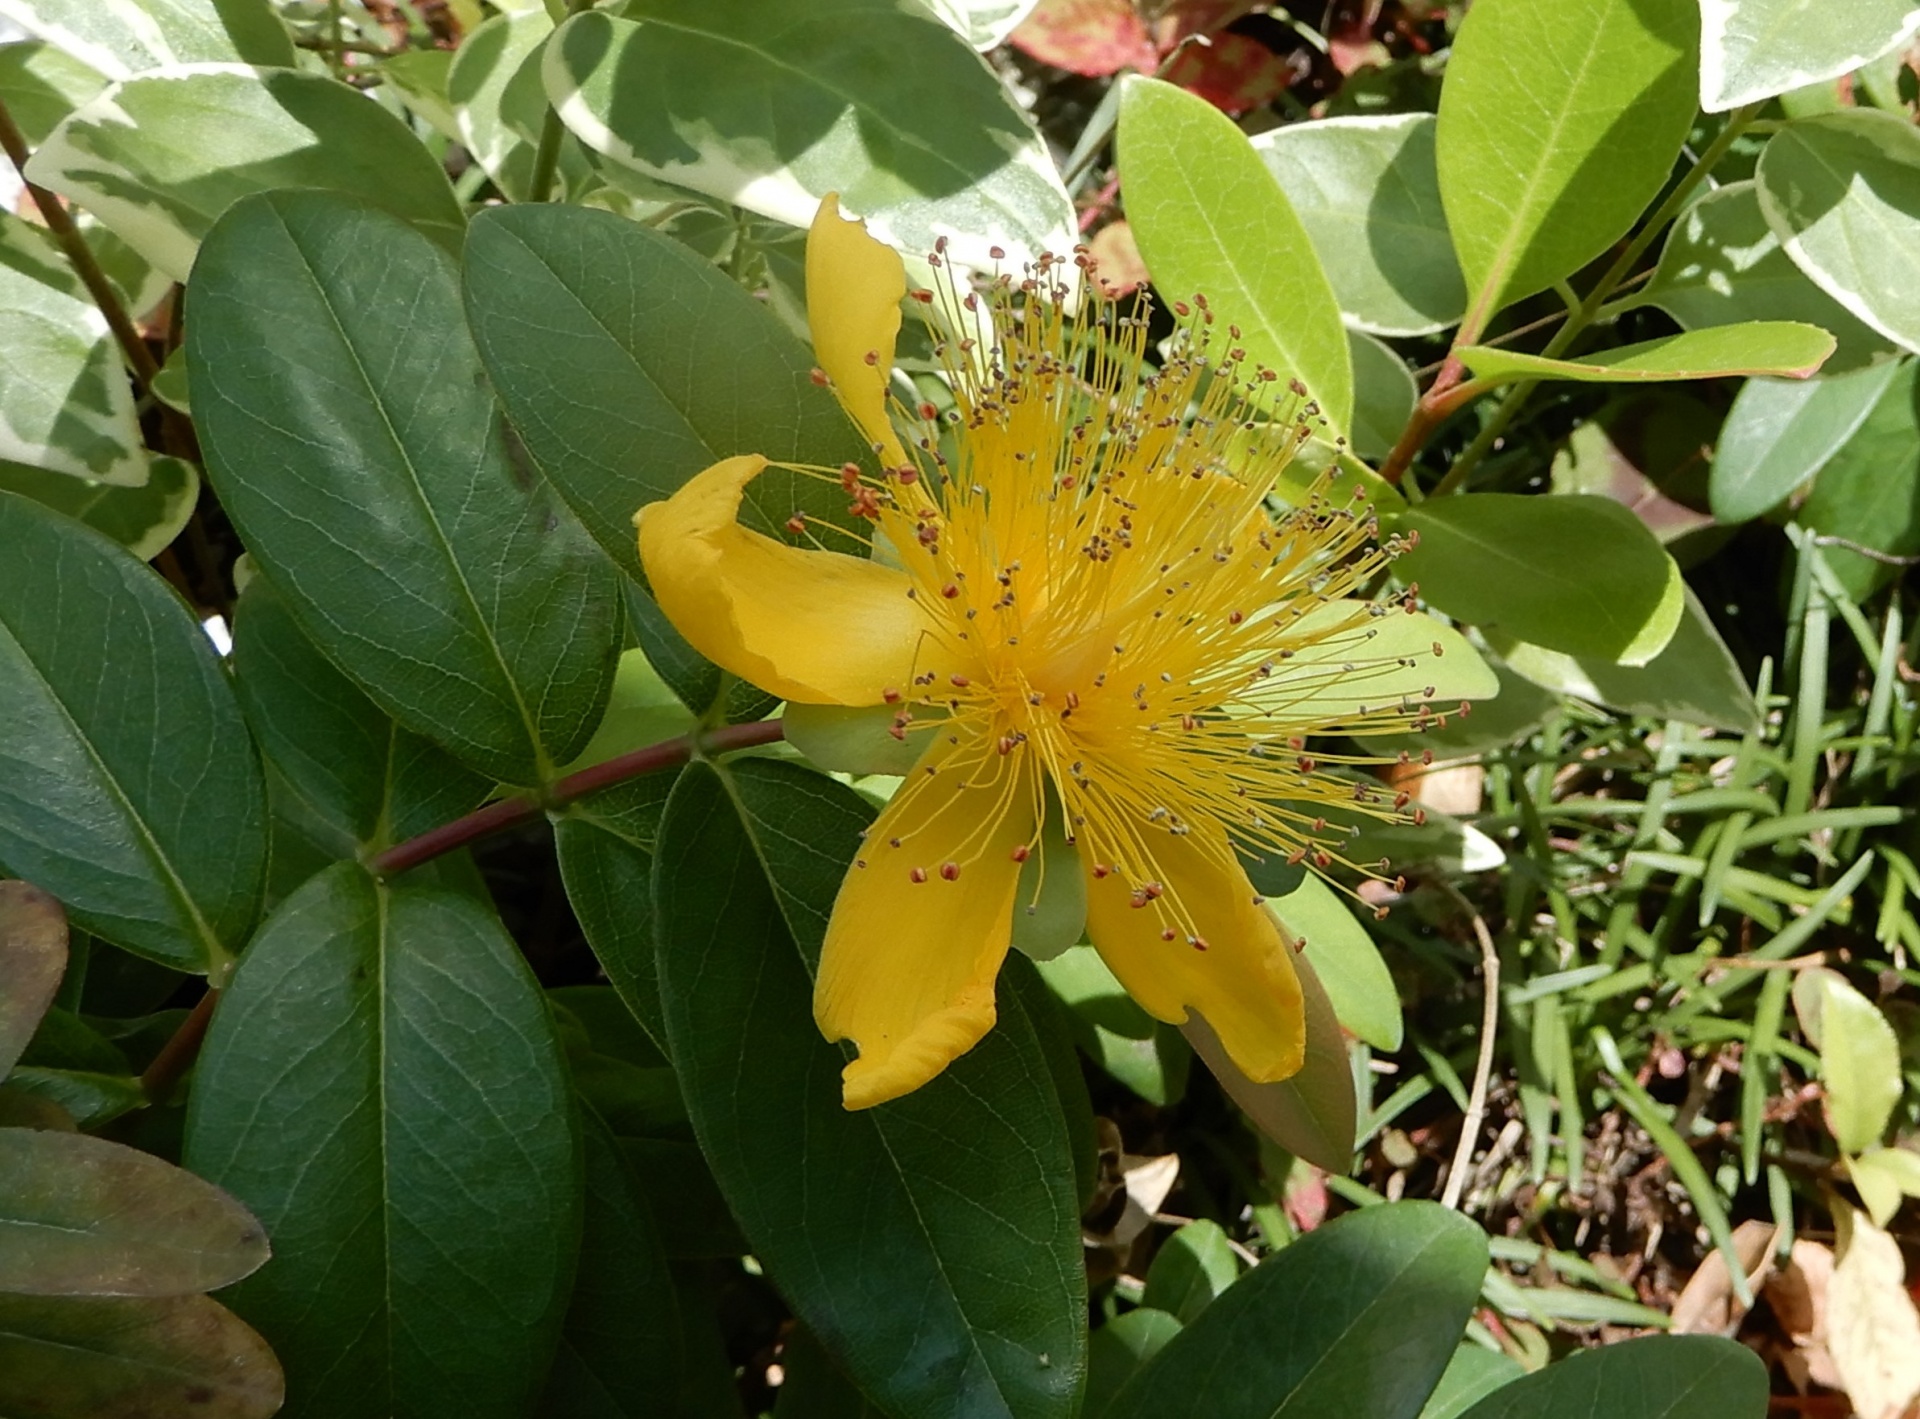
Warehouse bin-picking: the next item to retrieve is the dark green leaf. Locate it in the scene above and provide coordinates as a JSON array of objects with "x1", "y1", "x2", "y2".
[
  {"x1": 0, "y1": 1292, "x2": 283, "y2": 1419},
  {"x1": 775, "y1": 1325, "x2": 885, "y2": 1418},
  {"x1": 1417, "y1": 1346, "x2": 1524, "y2": 1419},
  {"x1": 1799, "y1": 359, "x2": 1920, "y2": 598},
  {"x1": 0, "y1": 492, "x2": 266, "y2": 973},
  {"x1": 1454, "y1": 1335, "x2": 1767, "y2": 1419},
  {"x1": 1104, "y1": 1202, "x2": 1487, "y2": 1419},
  {"x1": 1141, "y1": 1220, "x2": 1240, "y2": 1324},
  {"x1": 0, "y1": 454, "x2": 200, "y2": 563},
  {"x1": 182, "y1": 863, "x2": 579, "y2": 1419},
  {"x1": 188, "y1": 190, "x2": 621, "y2": 786},
  {"x1": 654, "y1": 758, "x2": 1085, "y2": 1419},
  {"x1": 1085, "y1": 1310, "x2": 1183, "y2": 1419},
  {"x1": 0, "y1": 1129, "x2": 268, "y2": 1296},
  {"x1": 231, "y1": 578, "x2": 493, "y2": 853},
  {"x1": 462, "y1": 203, "x2": 866, "y2": 581},
  {"x1": 0, "y1": 878, "x2": 67, "y2": 1078},
  {"x1": 556, "y1": 783, "x2": 678, "y2": 1052},
  {"x1": 1391, "y1": 493, "x2": 1684, "y2": 665},
  {"x1": 4, "y1": 1066, "x2": 145, "y2": 1129}
]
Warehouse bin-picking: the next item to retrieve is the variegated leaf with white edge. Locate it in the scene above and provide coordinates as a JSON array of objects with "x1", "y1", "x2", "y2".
[
  {"x1": 24, "y1": 64, "x2": 464, "y2": 283},
  {"x1": 0, "y1": 212, "x2": 145, "y2": 486},
  {"x1": 1698, "y1": 0, "x2": 1920, "y2": 112},
  {"x1": 0, "y1": 0, "x2": 293, "y2": 79}
]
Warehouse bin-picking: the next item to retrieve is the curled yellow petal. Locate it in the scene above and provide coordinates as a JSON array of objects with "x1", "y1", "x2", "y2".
[
  {"x1": 808, "y1": 194, "x2": 910, "y2": 470},
  {"x1": 1083, "y1": 831, "x2": 1305, "y2": 1084},
  {"x1": 815, "y1": 733, "x2": 1037, "y2": 1108},
  {"x1": 634, "y1": 454, "x2": 927, "y2": 706}
]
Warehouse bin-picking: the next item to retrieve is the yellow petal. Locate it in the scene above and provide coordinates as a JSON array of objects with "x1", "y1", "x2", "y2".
[
  {"x1": 815, "y1": 734, "x2": 1037, "y2": 1108},
  {"x1": 808, "y1": 194, "x2": 910, "y2": 470},
  {"x1": 1084, "y1": 831, "x2": 1305, "y2": 1083},
  {"x1": 635, "y1": 454, "x2": 925, "y2": 705}
]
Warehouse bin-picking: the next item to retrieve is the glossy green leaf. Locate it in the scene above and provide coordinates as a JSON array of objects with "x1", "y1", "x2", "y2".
[
  {"x1": 1251, "y1": 114, "x2": 1465, "y2": 337},
  {"x1": 0, "y1": 492, "x2": 265, "y2": 973},
  {"x1": 1458, "y1": 323, "x2": 1833, "y2": 387},
  {"x1": 1710, "y1": 360, "x2": 1903, "y2": 522},
  {"x1": 784, "y1": 702, "x2": 924, "y2": 778},
  {"x1": 1141, "y1": 1220, "x2": 1240, "y2": 1325},
  {"x1": 1118, "y1": 76, "x2": 1352, "y2": 430},
  {"x1": 0, "y1": 454, "x2": 199, "y2": 562},
  {"x1": 556, "y1": 777, "x2": 679, "y2": 1052},
  {"x1": 26, "y1": 64, "x2": 462, "y2": 284},
  {"x1": 560, "y1": 648, "x2": 697, "y2": 775},
  {"x1": 1417, "y1": 1346, "x2": 1524, "y2": 1419},
  {"x1": 1085, "y1": 1310, "x2": 1183, "y2": 1419},
  {"x1": 182, "y1": 863, "x2": 580, "y2": 1419},
  {"x1": 0, "y1": 879, "x2": 66, "y2": 1078},
  {"x1": 0, "y1": 212, "x2": 145, "y2": 485},
  {"x1": 775, "y1": 1326, "x2": 884, "y2": 1419},
  {"x1": 1372, "y1": 661, "x2": 1559, "y2": 761},
  {"x1": 189, "y1": 191, "x2": 621, "y2": 786},
  {"x1": 1182, "y1": 948, "x2": 1354, "y2": 1173},
  {"x1": 1266, "y1": 873, "x2": 1401, "y2": 1052},
  {"x1": 1104, "y1": 1202, "x2": 1487, "y2": 1419},
  {"x1": 654, "y1": 758, "x2": 1085, "y2": 1419},
  {"x1": 543, "y1": 4, "x2": 1072, "y2": 268},
  {"x1": 449, "y1": 8, "x2": 572, "y2": 201},
  {"x1": 1759, "y1": 111, "x2": 1920, "y2": 357},
  {"x1": 1348, "y1": 330, "x2": 1418, "y2": 461},
  {"x1": 538, "y1": 1109, "x2": 689, "y2": 1418},
  {"x1": 378, "y1": 47, "x2": 458, "y2": 140},
  {"x1": 230, "y1": 579, "x2": 492, "y2": 857},
  {"x1": 0, "y1": 1293, "x2": 283, "y2": 1419},
  {"x1": 1798, "y1": 358, "x2": 1920, "y2": 598},
  {"x1": 1454, "y1": 1335, "x2": 1766, "y2": 1419},
  {"x1": 1034, "y1": 946, "x2": 1190, "y2": 1107},
  {"x1": 0, "y1": 0, "x2": 293, "y2": 77},
  {"x1": 1699, "y1": 0, "x2": 1920, "y2": 111},
  {"x1": 1435, "y1": 0, "x2": 1697, "y2": 336},
  {"x1": 1491, "y1": 587, "x2": 1758, "y2": 734},
  {"x1": 4, "y1": 1066, "x2": 145, "y2": 1129},
  {"x1": 0, "y1": 1129, "x2": 267, "y2": 1295},
  {"x1": 1255, "y1": 599, "x2": 1498, "y2": 723},
  {"x1": 462, "y1": 203, "x2": 867, "y2": 582},
  {"x1": 0, "y1": 39, "x2": 108, "y2": 146},
  {"x1": 1793, "y1": 968, "x2": 1902, "y2": 1155},
  {"x1": 1392, "y1": 493, "x2": 1685, "y2": 666},
  {"x1": 1643, "y1": 182, "x2": 1893, "y2": 374}
]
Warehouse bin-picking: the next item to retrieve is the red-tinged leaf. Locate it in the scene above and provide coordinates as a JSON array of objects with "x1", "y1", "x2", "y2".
[
  {"x1": 1010, "y1": 0, "x2": 1157, "y2": 75},
  {"x1": 1160, "y1": 31, "x2": 1300, "y2": 112},
  {"x1": 0, "y1": 880, "x2": 67, "y2": 1079}
]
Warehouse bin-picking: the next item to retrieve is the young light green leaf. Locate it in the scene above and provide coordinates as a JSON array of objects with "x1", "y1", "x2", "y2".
[
  {"x1": 1265, "y1": 873, "x2": 1401, "y2": 1052},
  {"x1": 0, "y1": 1293, "x2": 283, "y2": 1419},
  {"x1": 26, "y1": 64, "x2": 463, "y2": 282},
  {"x1": 544, "y1": 2, "x2": 1073, "y2": 269},
  {"x1": 462, "y1": 203, "x2": 868, "y2": 581},
  {"x1": 0, "y1": 39, "x2": 108, "y2": 146},
  {"x1": 1435, "y1": 0, "x2": 1697, "y2": 337},
  {"x1": 0, "y1": 879, "x2": 66, "y2": 1079},
  {"x1": 1419, "y1": 1345, "x2": 1525, "y2": 1419},
  {"x1": 0, "y1": 213, "x2": 145, "y2": 485},
  {"x1": 1034, "y1": 946, "x2": 1190, "y2": 1106},
  {"x1": 1643, "y1": 181, "x2": 1894, "y2": 374},
  {"x1": 1793, "y1": 968, "x2": 1903, "y2": 1155},
  {"x1": 0, "y1": 0, "x2": 293, "y2": 78},
  {"x1": 1141, "y1": 1220, "x2": 1241, "y2": 1325},
  {"x1": 183, "y1": 864, "x2": 580, "y2": 1419},
  {"x1": 1104, "y1": 1203, "x2": 1487, "y2": 1419},
  {"x1": 189, "y1": 191, "x2": 621, "y2": 787},
  {"x1": 1490, "y1": 587, "x2": 1759, "y2": 734},
  {"x1": 1252, "y1": 113, "x2": 1466, "y2": 337},
  {"x1": 653, "y1": 758, "x2": 1086, "y2": 1419},
  {"x1": 1758, "y1": 111, "x2": 1920, "y2": 357},
  {"x1": 1848, "y1": 1148, "x2": 1920, "y2": 1228},
  {"x1": 1392, "y1": 494, "x2": 1685, "y2": 666},
  {"x1": 1454, "y1": 1335, "x2": 1766, "y2": 1419},
  {"x1": 1699, "y1": 0, "x2": 1920, "y2": 111},
  {"x1": 1117, "y1": 76, "x2": 1351, "y2": 430},
  {"x1": 1456, "y1": 323, "x2": 1833, "y2": 387},
  {"x1": 1710, "y1": 361, "x2": 1903, "y2": 522},
  {"x1": 0, "y1": 492, "x2": 266, "y2": 974},
  {"x1": 1183, "y1": 948, "x2": 1354, "y2": 1173},
  {"x1": 0, "y1": 1129, "x2": 268, "y2": 1296}
]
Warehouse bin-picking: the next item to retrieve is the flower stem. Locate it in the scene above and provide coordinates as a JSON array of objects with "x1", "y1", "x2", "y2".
[
  {"x1": 0, "y1": 96, "x2": 161, "y2": 394},
  {"x1": 367, "y1": 717, "x2": 787, "y2": 876}
]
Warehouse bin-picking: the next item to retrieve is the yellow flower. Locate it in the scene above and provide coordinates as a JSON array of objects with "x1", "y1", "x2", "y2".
[{"x1": 636, "y1": 196, "x2": 1494, "y2": 1110}]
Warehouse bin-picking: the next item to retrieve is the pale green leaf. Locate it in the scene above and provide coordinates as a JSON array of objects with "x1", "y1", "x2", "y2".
[
  {"x1": 1264, "y1": 872, "x2": 1401, "y2": 1051},
  {"x1": 1436, "y1": 0, "x2": 1697, "y2": 336},
  {"x1": 1117, "y1": 75, "x2": 1351, "y2": 430},
  {"x1": 1348, "y1": 329, "x2": 1417, "y2": 461},
  {"x1": 0, "y1": 38, "x2": 108, "y2": 145},
  {"x1": 1711, "y1": 361, "x2": 1902, "y2": 522},
  {"x1": 1848, "y1": 1149, "x2": 1920, "y2": 1228},
  {"x1": 1793, "y1": 968, "x2": 1903, "y2": 1154},
  {"x1": 1699, "y1": 0, "x2": 1920, "y2": 111},
  {"x1": 0, "y1": 0, "x2": 292, "y2": 79},
  {"x1": 0, "y1": 455, "x2": 198, "y2": 562},
  {"x1": 1758, "y1": 110, "x2": 1920, "y2": 357},
  {"x1": 1252, "y1": 113, "x2": 1465, "y2": 337},
  {"x1": 1456, "y1": 322, "x2": 1833, "y2": 387}
]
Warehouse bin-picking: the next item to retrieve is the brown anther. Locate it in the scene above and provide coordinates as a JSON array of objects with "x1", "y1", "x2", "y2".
[
  {"x1": 918, "y1": 401, "x2": 939, "y2": 421},
  {"x1": 950, "y1": 674, "x2": 970, "y2": 688},
  {"x1": 882, "y1": 687, "x2": 901, "y2": 704},
  {"x1": 1227, "y1": 609, "x2": 1244, "y2": 625},
  {"x1": 1160, "y1": 928, "x2": 1177, "y2": 941},
  {"x1": 785, "y1": 514, "x2": 806, "y2": 535},
  {"x1": 809, "y1": 367, "x2": 830, "y2": 386},
  {"x1": 840, "y1": 462, "x2": 862, "y2": 491},
  {"x1": 1010, "y1": 845, "x2": 1031, "y2": 863},
  {"x1": 941, "y1": 584, "x2": 961, "y2": 599},
  {"x1": 909, "y1": 289, "x2": 934, "y2": 304},
  {"x1": 939, "y1": 862, "x2": 961, "y2": 881},
  {"x1": 1190, "y1": 936, "x2": 1209, "y2": 952},
  {"x1": 909, "y1": 867, "x2": 929, "y2": 884}
]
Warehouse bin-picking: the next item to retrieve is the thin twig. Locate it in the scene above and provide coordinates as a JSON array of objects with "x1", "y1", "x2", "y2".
[
  {"x1": 0, "y1": 96, "x2": 160, "y2": 393},
  {"x1": 367, "y1": 717, "x2": 787, "y2": 876},
  {"x1": 1442, "y1": 890, "x2": 1501, "y2": 1210}
]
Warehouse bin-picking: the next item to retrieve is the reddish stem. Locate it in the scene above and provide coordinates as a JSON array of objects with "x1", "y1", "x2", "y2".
[
  {"x1": 140, "y1": 988, "x2": 219, "y2": 1105},
  {"x1": 366, "y1": 717, "x2": 787, "y2": 876}
]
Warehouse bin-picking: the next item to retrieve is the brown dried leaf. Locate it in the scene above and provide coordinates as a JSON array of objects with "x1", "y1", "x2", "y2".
[
  {"x1": 0, "y1": 880, "x2": 68, "y2": 1078},
  {"x1": 1672, "y1": 1218, "x2": 1774, "y2": 1335}
]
